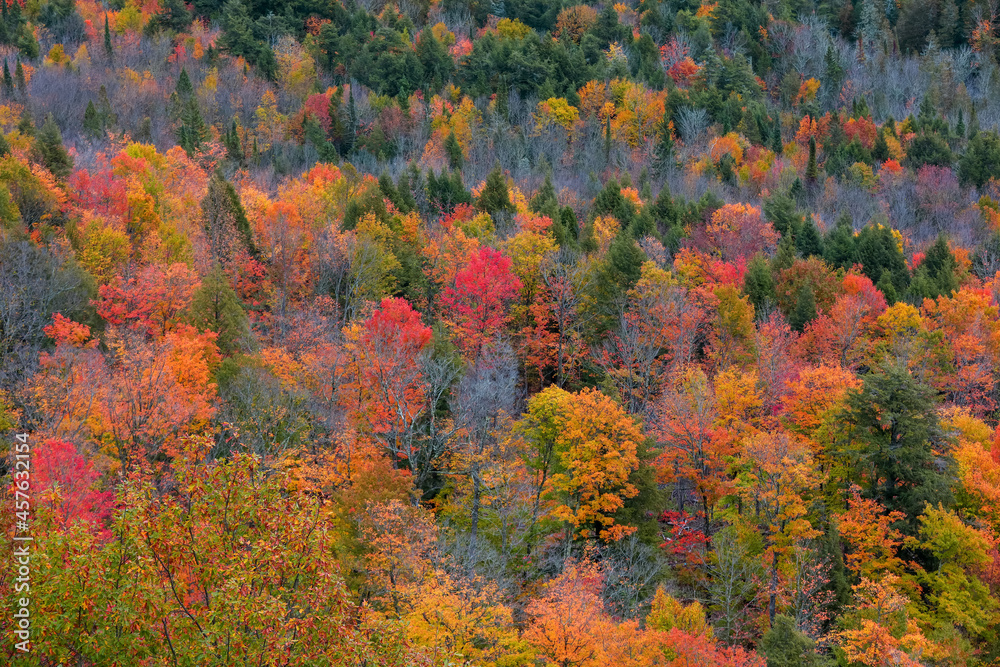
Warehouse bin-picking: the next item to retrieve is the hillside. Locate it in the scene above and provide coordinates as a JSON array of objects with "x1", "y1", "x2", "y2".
[{"x1": 4, "y1": 0, "x2": 1000, "y2": 665}]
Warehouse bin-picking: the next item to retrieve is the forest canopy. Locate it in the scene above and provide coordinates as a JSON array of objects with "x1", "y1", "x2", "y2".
[{"x1": 4, "y1": 0, "x2": 1000, "y2": 665}]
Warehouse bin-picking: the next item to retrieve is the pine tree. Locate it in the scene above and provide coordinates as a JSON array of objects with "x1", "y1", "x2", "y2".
[
  {"x1": 223, "y1": 118, "x2": 243, "y2": 163},
  {"x1": 476, "y1": 162, "x2": 514, "y2": 217},
  {"x1": 444, "y1": 131, "x2": 463, "y2": 171},
  {"x1": 795, "y1": 217, "x2": 824, "y2": 258},
  {"x1": 805, "y1": 137, "x2": 819, "y2": 184},
  {"x1": 176, "y1": 67, "x2": 194, "y2": 99},
  {"x1": 789, "y1": 286, "x2": 817, "y2": 332},
  {"x1": 744, "y1": 254, "x2": 776, "y2": 313},
  {"x1": 145, "y1": 0, "x2": 192, "y2": 35},
  {"x1": 16, "y1": 108, "x2": 32, "y2": 137},
  {"x1": 761, "y1": 615, "x2": 818, "y2": 667},
  {"x1": 83, "y1": 101, "x2": 101, "y2": 138},
  {"x1": 97, "y1": 85, "x2": 116, "y2": 128},
  {"x1": 836, "y1": 362, "x2": 954, "y2": 535},
  {"x1": 202, "y1": 169, "x2": 257, "y2": 261},
  {"x1": 174, "y1": 69, "x2": 205, "y2": 157},
  {"x1": 1, "y1": 61, "x2": 11, "y2": 95},
  {"x1": 187, "y1": 264, "x2": 251, "y2": 356},
  {"x1": 103, "y1": 14, "x2": 113, "y2": 61},
  {"x1": 177, "y1": 98, "x2": 207, "y2": 156},
  {"x1": 653, "y1": 112, "x2": 675, "y2": 175},
  {"x1": 14, "y1": 59, "x2": 24, "y2": 92},
  {"x1": 872, "y1": 126, "x2": 890, "y2": 161},
  {"x1": 36, "y1": 113, "x2": 73, "y2": 180}
]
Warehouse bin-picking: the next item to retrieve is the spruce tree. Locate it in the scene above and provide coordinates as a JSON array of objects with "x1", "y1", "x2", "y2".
[
  {"x1": 789, "y1": 286, "x2": 817, "y2": 333},
  {"x1": 103, "y1": 14, "x2": 113, "y2": 61},
  {"x1": 36, "y1": 113, "x2": 73, "y2": 180},
  {"x1": 760, "y1": 615, "x2": 818, "y2": 667},
  {"x1": 14, "y1": 59, "x2": 24, "y2": 92},
  {"x1": 835, "y1": 362, "x2": 954, "y2": 535},
  {"x1": 187, "y1": 264, "x2": 251, "y2": 356},
  {"x1": 795, "y1": 217, "x2": 824, "y2": 258},
  {"x1": 1, "y1": 61, "x2": 11, "y2": 95},
  {"x1": 83, "y1": 101, "x2": 101, "y2": 138},
  {"x1": 476, "y1": 162, "x2": 514, "y2": 217},
  {"x1": 744, "y1": 254, "x2": 776, "y2": 313},
  {"x1": 97, "y1": 85, "x2": 116, "y2": 128},
  {"x1": 653, "y1": 112, "x2": 675, "y2": 175},
  {"x1": 202, "y1": 169, "x2": 257, "y2": 261},
  {"x1": 16, "y1": 108, "x2": 32, "y2": 137},
  {"x1": 444, "y1": 131, "x2": 463, "y2": 171},
  {"x1": 805, "y1": 136, "x2": 819, "y2": 184}
]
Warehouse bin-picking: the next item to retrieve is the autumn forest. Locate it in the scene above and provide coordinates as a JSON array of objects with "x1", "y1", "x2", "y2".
[{"x1": 4, "y1": 0, "x2": 1000, "y2": 664}]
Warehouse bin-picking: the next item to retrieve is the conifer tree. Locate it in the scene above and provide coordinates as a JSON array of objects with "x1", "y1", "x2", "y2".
[
  {"x1": 789, "y1": 285, "x2": 816, "y2": 332},
  {"x1": 477, "y1": 162, "x2": 514, "y2": 217},
  {"x1": 203, "y1": 169, "x2": 257, "y2": 261},
  {"x1": 14, "y1": 59, "x2": 24, "y2": 92},
  {"x1": 83, "y1": 101, "x2": 101, "y2": 138},
  {"x1": 187, "y1": 264, "x2": 251, "y2": 356},
  {"x1": 653, "y1": 112, "x2": 675, "y2": 175},
  {"x1": 37, "y1": 113, "x2": 73, "y2": 180},
  {"x1": 795, "y1": 217, "x2": 824, "y2": 258},
  {"x1": 805, "y1": 137, "x2": 819, "y2": 184},
  {"x1": 744, "y1": 254, "x2": 776, "y2": 312},
  {"x1": 1, "y1": 61, "x2": 11, "y2": 95},
  {"x1": 445, "y1": 131, "x2": 463, "y2": 171},
  {"x1": 104, "y1": 14, "x2": 113, "y2": 61}
]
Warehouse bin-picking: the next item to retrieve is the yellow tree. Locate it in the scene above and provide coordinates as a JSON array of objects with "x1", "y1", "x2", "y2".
[
  {"x1": 519, "y1": 386, "x2": 642, "y2": 553},
  {"x1": 735, "y1": 430, "x2": 821, "y2": 624}
]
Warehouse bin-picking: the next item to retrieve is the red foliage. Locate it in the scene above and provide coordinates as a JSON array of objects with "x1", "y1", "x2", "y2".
[
  {"x1": 440, "y1": 246, "x2": 522, "y2": 359},
  {"x1": 31, "y1": 439, "x2": 114, "y2": 539}
]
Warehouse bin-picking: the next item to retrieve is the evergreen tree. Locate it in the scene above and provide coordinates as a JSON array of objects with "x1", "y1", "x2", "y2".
[
  {"x1": 805, "y1": 137, "x2": 819, "y2": 184},
  {"x1": 415, "y1": 27, "x2": 453, "y2": 90},
  {"x1": 202, "y1": 169, "x2": 258, "y2": 261},
  {"x1": 824, "y1": 213, "x2": 857, "y2": 269},
  {"x1": 145, "y1": 0, "x2": 192, "y2": 35},
  {"x1": 872, "y1": 126, "x2": 890, "y2": 162},
  {"x1": 653, "y1": 111, "x2": 675, "y2": 175},
  {"x1": 97, "y1": 85, "x2": 116, "y2": 129},
  {"x1": 174, "y1": 69, "x2": 206, "y2": 157},
  {"x1": 789, "y1": 285, "x2": 816, "y2": 332},
  {"x1": 959, "y1": 130, "x2": 1000, "y2": 188},
  {"x1": 223, "y1": 118, "x2": 244, "y2": 163},
  {"x1": 1, "y1": 61, "x2": 11, "y2": 95},
  {"x1": 795, "y1": 217, "x2": 824, "y2": 258},
  {"x1": 16, "y1": 108, "x2": 32, "y2": 137},
  {"x1": 911, "y1": 234, "x2": 959, "y2": 300},
  {"x1": 744, "y1": 254, "x2": 776, "y2": 313},
  {"x1": 187, "y1": 264, "x2": 251, "y2": 356},
  {"x1": 530, "y1": 173, "x2": 559, "y2": 219},
  {"x1": 36, "y1": 113, "x2": 73, "y2": 180},
  {"x1": 856, "y1": 223, "x2": 909, "y2": 294},
  {"x1": 83, "y1": 101, "x2": 101, "y2": 138},
  {"x1": 476, "y1": 162, "x2": 514, "y2": 217},
  {"x1": 177, "y1": 98, "x2": 207, "y2": 156},
  {"x1": 761, "y1": 615, "x2": 818, "y2": 667},
  {"x1": 14, "y1": 59, "x2": 24, "y2": 92},
  {"x1": 835, "y1": 362, "x2": 954, "y2": 535},
  {"x1": 444, "y1": 131, "x2": 463, "y2": 171},
  {"x1": 763, "y1": 192, "x2": 802, "y2": 238},
  {"x1": 104, "y1": 14, "x2": 113, "y2": 61}
]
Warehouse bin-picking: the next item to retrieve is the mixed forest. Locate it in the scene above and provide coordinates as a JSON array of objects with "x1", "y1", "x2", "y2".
[{"x1": 7, "y1": 0, "x2": 1000, "y2": 664}]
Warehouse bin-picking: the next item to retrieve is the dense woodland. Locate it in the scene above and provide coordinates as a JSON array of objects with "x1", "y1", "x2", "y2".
[{"x1": 7, "y1": 0, "x2": 1000, "y2": 664}]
